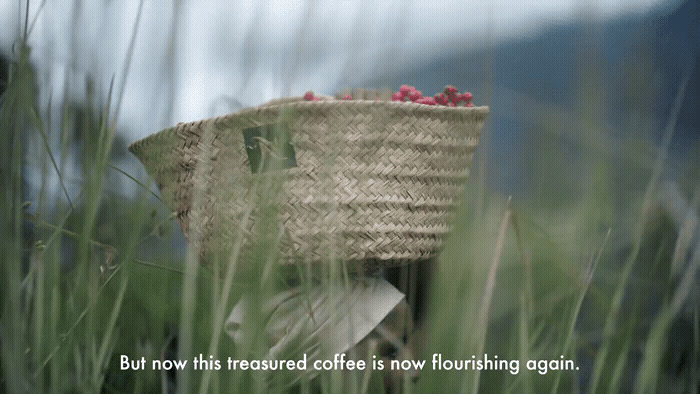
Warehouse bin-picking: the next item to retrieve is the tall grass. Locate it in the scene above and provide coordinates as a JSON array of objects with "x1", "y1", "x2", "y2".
[{"x1": 1, "y1": 2, "x2": 698, "y2": 393}]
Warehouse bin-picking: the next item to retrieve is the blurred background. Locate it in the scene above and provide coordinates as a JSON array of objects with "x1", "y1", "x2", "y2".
[
  {"x1": 2, "y1": 0, "x2": 697, "y2": 200},
  {"x1": 1, "y1": 0, "x2": 698, "y2": 392}
]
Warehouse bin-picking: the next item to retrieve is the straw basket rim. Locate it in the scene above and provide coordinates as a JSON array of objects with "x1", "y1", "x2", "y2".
[{"x1": 128, "y1": 98, "x2": 489, "y2": 154}]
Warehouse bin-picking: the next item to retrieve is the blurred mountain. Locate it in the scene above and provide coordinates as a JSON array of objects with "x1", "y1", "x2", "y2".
[
  {"x1": 0, "y1": 53, "x2": 7, "y2": 96},
  {"x1": 368, "y1": 0, "x2": 698, "y2": 195}
]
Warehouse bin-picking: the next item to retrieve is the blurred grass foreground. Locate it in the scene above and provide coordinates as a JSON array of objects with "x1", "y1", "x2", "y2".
[{"x1": 1, "y1": 1, "x2": 699, "y2": 393}]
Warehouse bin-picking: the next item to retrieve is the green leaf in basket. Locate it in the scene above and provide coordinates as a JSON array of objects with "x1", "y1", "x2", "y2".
[{"x1": 243, "y1": 123, "x2": 297, "y2": 173}]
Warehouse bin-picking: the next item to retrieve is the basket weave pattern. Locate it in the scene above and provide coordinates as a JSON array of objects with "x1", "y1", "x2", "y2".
[{"x1": 129, "y1": 99, "x2": 488, "y2": 270}]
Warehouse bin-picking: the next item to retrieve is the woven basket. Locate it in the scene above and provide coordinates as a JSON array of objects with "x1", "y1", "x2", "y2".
[{"x1": 129, "y1": 97, "x2": 488, "y2": 271}]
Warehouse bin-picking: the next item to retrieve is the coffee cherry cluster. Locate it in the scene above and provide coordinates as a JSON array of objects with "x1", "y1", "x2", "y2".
[
  {"x1": 392, "y1": 85, "x2": 474, "y2": 107},
  {"x1": 303, "y1": 85, "x2": 475, "y2": 107},
  {"x1": 303, "y1": 91, "x2": 320, "y2": 101}
]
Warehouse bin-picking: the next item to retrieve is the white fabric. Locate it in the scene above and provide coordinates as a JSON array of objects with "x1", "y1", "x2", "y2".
[{"x1": 226, "y1": 276, "x2": 404, "y2": 363}]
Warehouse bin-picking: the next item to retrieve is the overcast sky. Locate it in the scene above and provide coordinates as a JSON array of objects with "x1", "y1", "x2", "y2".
[{"x1": 0, "y1": 0, "x2": 673, "y2": 141}]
